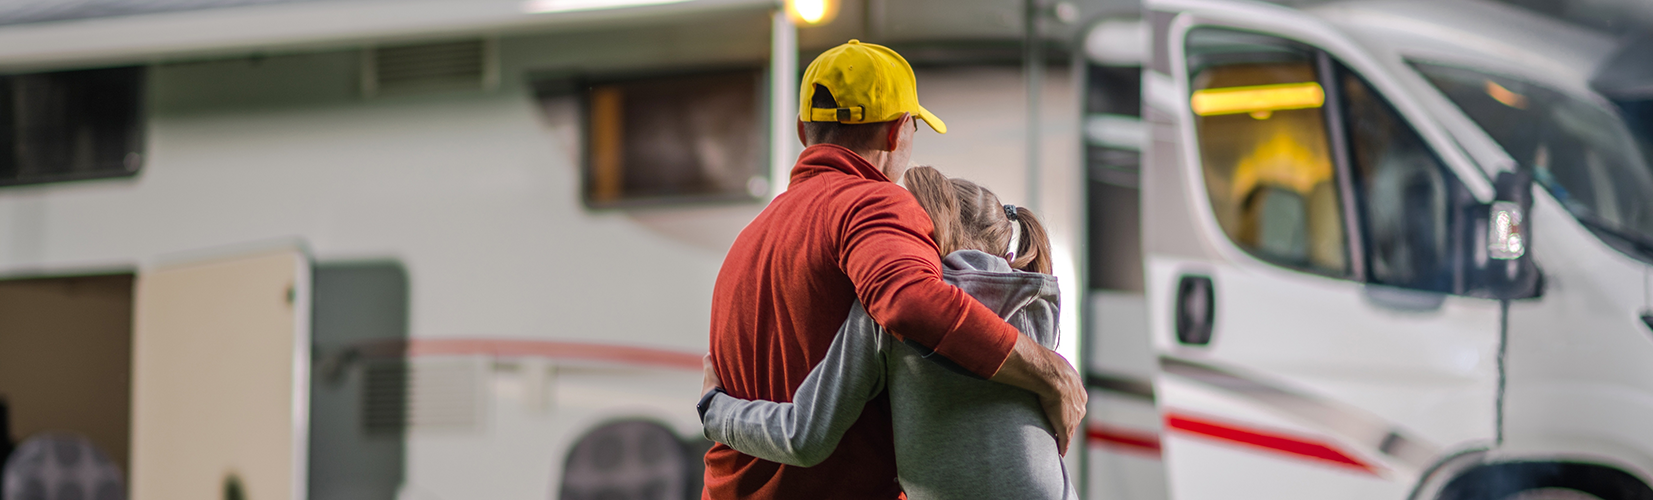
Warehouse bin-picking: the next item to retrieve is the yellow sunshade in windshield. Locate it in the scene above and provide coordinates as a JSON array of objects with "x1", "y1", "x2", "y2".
[
  {"x1": 1191, "y1": 82, "x2": 1325, "y2": 117},
  {"x1": 1231, "y1": 131, "x2": 1333, "y2": 200}
]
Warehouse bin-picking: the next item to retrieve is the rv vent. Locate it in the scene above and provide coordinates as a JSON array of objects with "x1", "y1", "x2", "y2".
[
  {"x1": 362, "y1": 358, "x2": 484, "y2": 434},
  {"x1": 363, "y1": 39, "x2": 496, "y2": 96}
]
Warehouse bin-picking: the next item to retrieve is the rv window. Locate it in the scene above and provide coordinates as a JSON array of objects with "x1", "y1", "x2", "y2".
[
  {"x1": 1185, "y1": 29, "x2": 1349, "y2": 277},
  {"x1": 0, "y1": 67, "x2": 146, "y2": 187},
  {"x1": 572, "y1": 68, "x2": 766, "y2": 207},
  {"x1": 1338, "y1": 69, "x2": 1469, "y2": 293}
]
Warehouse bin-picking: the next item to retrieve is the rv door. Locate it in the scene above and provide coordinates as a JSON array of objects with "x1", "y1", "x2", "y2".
[
  {"x1": 1144, "y1": 19, "x2": 1502, "y2": 499},
  {"x1": 129, "y1": 247, "x2": 311, "y2": 500}
]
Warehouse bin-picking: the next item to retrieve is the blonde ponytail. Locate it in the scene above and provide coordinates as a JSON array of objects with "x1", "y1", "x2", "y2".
[
  {"x1": 1009, "y1": 206, "x2": 1052, "y2": 274},
  {"x1": 904, "y1": 166, "x2": 1054, "y2": 275}
]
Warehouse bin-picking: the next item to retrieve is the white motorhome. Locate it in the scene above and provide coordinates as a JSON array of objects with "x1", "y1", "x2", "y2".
[
  {"x1": 1090, "y1": 0, "x2": 1653, "y2": 498},
  {"x1": 0, "y1": 0, "x2": 1122, "y2": 499}
]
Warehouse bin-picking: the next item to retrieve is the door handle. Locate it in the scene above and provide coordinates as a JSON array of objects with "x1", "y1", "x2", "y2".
[{"x1": 1176, "y1": 275, "x2": 1215, "y2": 346}]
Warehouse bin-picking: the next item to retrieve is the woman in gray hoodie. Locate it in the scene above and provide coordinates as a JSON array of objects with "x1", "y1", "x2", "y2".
[{"x1": 699, "y1": 166, "x2": 1074, "y2": 499}]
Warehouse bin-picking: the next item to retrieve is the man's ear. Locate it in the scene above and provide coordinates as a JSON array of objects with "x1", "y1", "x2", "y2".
[
  {"x1": 797, "y1": 120, "x2": 808, "y2": 147},
  {"x1": 882, "y1": 114, "x2": 911, "y2": 152}
]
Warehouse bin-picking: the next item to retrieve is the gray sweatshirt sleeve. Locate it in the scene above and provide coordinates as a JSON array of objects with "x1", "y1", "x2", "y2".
[{"x1": 701, "y1": 302, "x2": 887, "y2": 467}]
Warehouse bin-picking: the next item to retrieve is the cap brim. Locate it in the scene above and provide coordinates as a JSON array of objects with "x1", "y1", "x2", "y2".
[{"x1": 916, "y1": 105, "x2": 947, "y2": 134}]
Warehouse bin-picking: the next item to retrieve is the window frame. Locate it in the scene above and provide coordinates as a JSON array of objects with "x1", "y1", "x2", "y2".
[
  {"x1": 1182, "y1": 27, "x2": 1479, "y2": 295},
  {"x1": 1314, "y1": 50, "x2": 1369, "y2": 283},
  {"x1": 1183, "y1": 28, "x2": 1363, "y2": 281}
]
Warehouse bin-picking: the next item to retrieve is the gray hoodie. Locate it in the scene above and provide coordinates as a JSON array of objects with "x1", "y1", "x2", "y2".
[{"x1": 702, "y1": 250, "x2": 1072, "y2": 500}]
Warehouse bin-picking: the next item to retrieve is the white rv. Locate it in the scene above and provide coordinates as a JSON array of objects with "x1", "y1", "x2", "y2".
[
  {"x1": 0, "y1": 0, "x2": 1112, "y2": 499},
  {"x1": 1094, "y1": 0, "x2": 1653, "y2": 498}
]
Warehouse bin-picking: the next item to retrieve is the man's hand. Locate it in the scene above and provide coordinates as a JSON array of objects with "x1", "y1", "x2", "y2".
[
  {"x1": 989, "y1": 334, "x2": 1086, "y2": 455},
  {"x1": 702, "y1": 354, "x2": 723, "y2": 396}
]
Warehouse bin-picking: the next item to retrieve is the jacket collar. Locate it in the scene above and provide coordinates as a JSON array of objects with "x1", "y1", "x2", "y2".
[
  {"x1": 941, "y1": 249, "x2": 1062, "y2": 349},
  {"x1": 789, "y1": 144, "x2": 890, "y2": 186}
]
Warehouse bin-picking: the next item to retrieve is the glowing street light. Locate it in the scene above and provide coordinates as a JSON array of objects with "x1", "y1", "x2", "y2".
[{"x1": 786, "y1": 0, "x2": 838, "y2": 26}]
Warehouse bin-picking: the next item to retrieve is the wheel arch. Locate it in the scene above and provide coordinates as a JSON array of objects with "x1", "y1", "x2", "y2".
[
  {"x1": 555, "y1": 415, "x2": 710, "y2": 500},
  {"x1": 1416, "y1": 453, "x2": 1653, "y2": 500}
]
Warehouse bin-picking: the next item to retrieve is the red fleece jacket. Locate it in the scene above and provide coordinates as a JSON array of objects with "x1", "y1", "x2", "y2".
[{"x1": 703, "y1": 144, "x2": 1021, "y2": 500}]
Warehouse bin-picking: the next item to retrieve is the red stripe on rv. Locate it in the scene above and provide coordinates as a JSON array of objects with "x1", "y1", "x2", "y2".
[
  {"x1": 1087, "y1": 423, "x2": 1162, "y2": 455},
  {"x1": 383, "y1": 338, "x2": 702, "y2": 370},
  {"x1": 1165, "y1": 413, "x2": 1377, "y2": 475}
]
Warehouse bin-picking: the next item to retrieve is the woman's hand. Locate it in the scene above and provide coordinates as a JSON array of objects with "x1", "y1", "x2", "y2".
[{"x1": 702, "y1": 354, "x2": 723, "y2": 396}]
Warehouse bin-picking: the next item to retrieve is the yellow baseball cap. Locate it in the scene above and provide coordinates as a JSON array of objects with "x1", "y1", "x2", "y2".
[{"x1": 799, "y1": 39, "x2": 946, "y2": 134}]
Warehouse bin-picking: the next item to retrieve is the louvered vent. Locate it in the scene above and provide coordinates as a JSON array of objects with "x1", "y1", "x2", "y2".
[
  {"x1": 362, "y1": 358, "x2": 484, "y2": 434},
  {"x1": 364, "y1": 39, "x2": 495, "y2": 96}
]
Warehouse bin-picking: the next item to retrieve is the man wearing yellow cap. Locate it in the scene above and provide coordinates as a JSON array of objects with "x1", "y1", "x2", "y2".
[{"x1": 701, "y1": 40, "x2": 1085, "y2": 499}]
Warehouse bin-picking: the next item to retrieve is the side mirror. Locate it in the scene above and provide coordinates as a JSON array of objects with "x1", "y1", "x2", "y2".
[{"x1": 1465, "y1": 170, "x2": 1542, "y2": 299}]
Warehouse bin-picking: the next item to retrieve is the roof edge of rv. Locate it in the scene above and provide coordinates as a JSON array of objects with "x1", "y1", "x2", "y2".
[{"x1": 0, "y1": 0, "x2": 775, "y2": 73}]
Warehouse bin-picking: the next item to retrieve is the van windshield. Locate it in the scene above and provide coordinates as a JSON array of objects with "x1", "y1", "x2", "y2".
[{"x1": 1413, "y1": 62, "x2": 1653, "y2": 261}]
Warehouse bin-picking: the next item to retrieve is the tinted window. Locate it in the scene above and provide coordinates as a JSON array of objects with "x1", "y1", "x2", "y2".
[
  {"x1": 573, "y1": 68, "x2": 766, "y2": 207},
  {"x1": 1186, "y1": 29, "x2": 1347, "y2": 276},
  {"x1": 1415, "y1": 62, "x2": 1653, "y2": 262},
  {"x1": 1086, "y1": 63, "x2": 1143, "y2": 292},
  {"x1": 1341, "y1": 70, "x2": 1467, "y2": 292},
  {"x1": 0, "y1": 66, "x2": 145, "y2": 186}
]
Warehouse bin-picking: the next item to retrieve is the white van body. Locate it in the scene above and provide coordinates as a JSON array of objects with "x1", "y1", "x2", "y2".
[{"x1": 1131, "y1": 0, "x2": 1653, "y2": 498}]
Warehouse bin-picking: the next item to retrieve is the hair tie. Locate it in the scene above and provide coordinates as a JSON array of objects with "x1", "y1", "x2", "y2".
[{"x1": 1003, "y1": 204, "x2": 1021, "y2": 262}]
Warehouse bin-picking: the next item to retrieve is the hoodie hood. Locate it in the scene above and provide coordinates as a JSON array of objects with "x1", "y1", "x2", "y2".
[{"x1": 940, "y1": 250, "x2": 1061, "y2": 350}]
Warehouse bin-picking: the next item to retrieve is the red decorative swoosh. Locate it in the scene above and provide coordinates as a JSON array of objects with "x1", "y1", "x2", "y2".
[
  {"x1": 356, "y1": 338, "x2": 702, "y2": 370},
  {"x1": 1087, "y1": 423, "x2": 1163, "y2": 455},
  {"x1": 1165, "y1": 413, "x2": 1377, "y2": 475}
]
